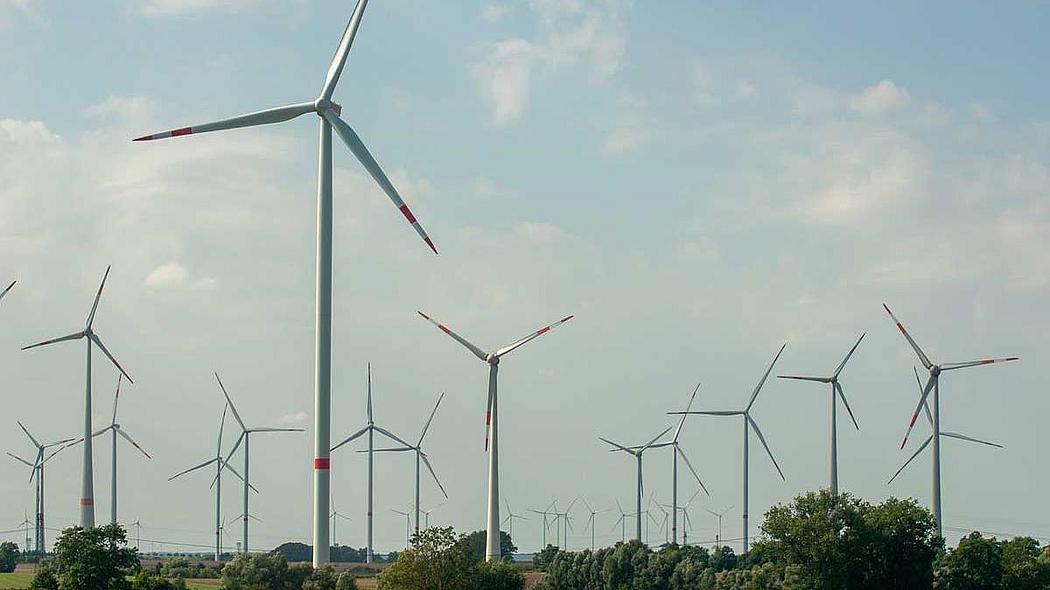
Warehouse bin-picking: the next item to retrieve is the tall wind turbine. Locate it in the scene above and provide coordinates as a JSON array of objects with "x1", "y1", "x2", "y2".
[
  {"x1": 670, "y1": 344, "x2": 787, "y2": 553},
  {"x1": 331, "y1": 364, "x2": 413, "y2": 563},
  {"x1": 368, "y1": 392, "x2": 449, "y2": 535},
  {"x1": 599, "y1": 426, "x2": 672, "y2": 542},
  {"x1": 23, "y1": 266, "x2": 133, "y2": 528},
  {"x1": 133, "y1": 1, "x2": 439, "y2": 565},
  {"x1": 91, "y1": 374, "x2": 151, "y2": 524},
  {"x1": 417, "y1": 312, "x2": 574, "y2": 560},
  {"x1": 6, "y1": 423, "x2": 74, "y2": 554},
  {"x1": 216, "y1": 372, "x2": 303, "y2": 553},
  {"x1": 169, "y1": 405, "x2": 254, "y2": 561},
  {"x1": 647, "y1": 382, "x2": 709, "y2": 544},
  {"x1": 887, "y1": 366, "x2": 1007, "y2": 533},
  {"x1": 883, "y1": 304, "x2": 1018, "y2": 537},
  {"x1": 777, "y1": 334, "x2": 864, "y2": 496}
]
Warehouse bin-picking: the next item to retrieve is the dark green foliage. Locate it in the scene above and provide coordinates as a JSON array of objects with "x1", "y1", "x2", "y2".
[
  {"x1": 149, "y1": 557, "x2": 222, "y2": 579},
  {"x1": 272, "y1": 542, "x2": 371, "y2": 563},
  {"x1": 0, "y1": 541, "x2": 18, "y2": 573},
  {"x1": 935, "y1": 532, "x2": 1050, "y2": 590},
  {"x1": 129, "y1": 571, "x2": 188, "y2": 590},
  {"x1": 377, "y1": 526, "x2": 524, "y2": 590},
  {"x1": 37, "y1": 524, "x2": 139, "y2": 590},
  {"x1": 532, "y1": 545, "x2": 560, "y2": 571},
  {"x1": 452, "y1": 529, "x2": 518, "y2": 562},
  {"x1": 221, "y1": 552, "x2": 296, "y2": 590}
]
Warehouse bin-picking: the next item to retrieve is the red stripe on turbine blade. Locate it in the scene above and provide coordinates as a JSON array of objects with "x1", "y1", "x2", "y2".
[
  {"x1": 536, "y1": 327, "x2": 551, "y2": 336},
  {"x1": 132, "y1": 135, "x2": 154, "y2": 142},
  {"x1": 908, "y1": 414, "x2": 919, "y2": 427},
  {"x1": 171, "y1": 127, "x2": 192, "y2": 137},
  {"x1": 399, "y1": 204, "x2": 417, "y2": 224},
  {"x1": 314, "y1": 458, "x2": 331, "y2": 470},
  {"x1": 424, "y1": 237, "x2": 438, "y2": 255},
  {"x1": 80, "y1": 498, "x2": 93, "y2": 506},
  {"x1": 486, "y1": 410, "x2": 491, "y2": 425},
  {"x1": 439, "y1": 325, "x2": 451, "y2": 335},
  {"x1": 332, "y1": 103, "x2": 343, "y2": 116}
]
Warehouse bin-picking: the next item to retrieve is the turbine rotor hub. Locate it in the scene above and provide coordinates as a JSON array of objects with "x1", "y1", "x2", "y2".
[{"x1": 487, "y1": 354, "x2": 499, "y2": 365}]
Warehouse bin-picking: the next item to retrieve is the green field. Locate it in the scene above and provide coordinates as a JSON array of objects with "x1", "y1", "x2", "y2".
[{"x1": 0, "y1": 572, "x2": 221, "y2": 589}]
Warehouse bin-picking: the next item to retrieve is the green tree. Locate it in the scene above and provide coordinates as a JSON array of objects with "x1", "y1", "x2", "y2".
[
  {"x1": 37, "y1": 524, "x2": 139, "y2": 590},
  {"x1": 0, "y1": 541, "x2": 18, "y2": 573},
  {"x1": 935, "y1": 532, "x2": 1003, "y2": 590},
  {"x1": 1001, "y1": 536, "x2": 1050, "y2": 590},
  {"x1": 129, "y1": 571, "x2": 188, "y2": 590},
  {"x1": 533, "y1": 545, "x2": 560, "y2": 571},
  {"x1": 379, "y1": 526, "x2": 523, "y2": 590},
  {"x1": 452, "y1": 530, "x2": 517, "y2": 562},
  {"x1": 221, "y1": 552, "x2": 296, "y2": 590}
]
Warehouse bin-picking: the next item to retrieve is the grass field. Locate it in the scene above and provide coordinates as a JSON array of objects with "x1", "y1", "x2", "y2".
[{"x1": 0, "y1": 572, "x2": 221, "y2": 589}]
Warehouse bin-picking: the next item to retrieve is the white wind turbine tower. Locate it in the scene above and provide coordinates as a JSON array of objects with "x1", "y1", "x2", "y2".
[
  {"x1": 169, "y1": 405, "x2": 255, "y2": 561},
  {"x1": 216, "y1": 372, "x2": 304, "y2": 554},
  {"x1": 331, "y1": 364, "x2": 414, "y2": 563},
  {"x1": 887, "y1": 367, "x2": 1007, "y2": 532},
  {"x1": 502, "y1": 498, "x2": 527, "y2": 540},
  {"x1": 646, "y1": 382, "x2": 710, "y2": 545},
  {"x1": 90, "y1": 374, "x2": 151, "y2": 524},
  {"x1": 417, "y1": 312, "x2": 574, "y2": 560},
  {"x1": 599, "y1": 427, "x2": 672, "y2": 542},
  {"x1": 422, "y1": 503, "x2": 444, "y2": 529},
  {"x1": 552, "y1": 498, "x2": 577, "y2": 549},
  {"x1": 670, "y1": 344, "x2": 787, "y2": 554},
  {"x1": 391, "y1": 508, "x2": 412, "y2": 548},
  {"x1": 527, "y1": 500, "x2": 557, "y2": 548},
  {"x1": 367, "y1": 392, "x2": 449, "y2": 535},
  {"x1": 6, "y1": 423, "x2": 74, "y2": 555},
  {"x1": 660, "y1": 487, "x2": 702, "y2": 546},
  {"x1": 133, "y1": 0, "x2": 439, "y2": 565},
  {"x1": 581, "y1": 499, "x2": 610, "y2": 551},
  {"x1": 704, "y1": 505, "x2": 734, "y2": 549},
  {"x1": 22, "y1": 266, "x2": 133, "y2": 528},
  {"x1": 777, "y1": 334, "x2": 864, "y2": 496},
  {"x1": 329, "y1": 497, "x2": 351, "y2": 547},
  {"x1": 883, "y1": 304, "x2": 1018, "y2": 537}
]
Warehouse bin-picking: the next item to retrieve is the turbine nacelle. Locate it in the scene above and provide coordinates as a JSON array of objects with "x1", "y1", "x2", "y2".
[{"x1": 487, "y1": 354, "x2": 499, "y2": 365}]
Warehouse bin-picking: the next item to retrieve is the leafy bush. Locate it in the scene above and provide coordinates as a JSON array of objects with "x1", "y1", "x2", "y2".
[
  {"x1": 129, "y1": 571, "x2": 188, "y2": 590},
  {"x1": 378, "y1": 526, "x2": 524, "y2": 590},
  {"x1": 33, "y1": 524, "x2": 139, "y2": 590},
  {"x1": 0, "y1": 541, "x2": 18, "y2": 573},
  {"x1": 150, "y1": 557, "x2": 222, "y2": 579}
]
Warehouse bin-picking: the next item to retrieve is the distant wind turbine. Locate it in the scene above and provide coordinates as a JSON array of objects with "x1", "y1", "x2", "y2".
[
  {"x1": 610, "y1": 499, "x2": 636, "y2": 543},
  {"x1": 6, "y1": 422, "x2": 74, "y2": 554},
  {"x1": 599, "y1": 426, "x2": 672, "y2": 542},
  {"x1": 330, "y1": 497, "x2": 351, "y2": 547},
  {"x1": 502, "y1": 498, "x2": 527, "y2": 539},
  {"x1": 704, "y1": 505, "x2": 734, "y2": 549},
  {"x1": 133, "y1": 0, "x2": 440, "y2": 565},
  {"x1": 216, "y1": 372, "x2": 303, "y2": 553},
  {"x1": 670, "y1": 344, "x2": 787, "y2": 553},
  {"x1": 391, "y1": 508, "x2": 412, "y2": 548},
  {"x1": 883, "y1": 304, "x2": 1018, "y2": 537},
  {"x1": 90, "y1": 374, "x2": 151, "y2": 524},
  {"x1": 527, "y1": 500, "x2": 557, "y2": 548},
  {"x1": 22, "y1": 266, "x2": 133, "y2": 528},
  {"x1": 417, "y1": 311, "x2": 574, "y2": 560},
  {"x1": 777, "y1": 334, "x2": 864, "y2": 496},
  {"x1": 581, "y1": 499, "x2": 610, "y2": 551},
  {"x1": 331, "y1": 364, "x2": 414, "y2": 563}
]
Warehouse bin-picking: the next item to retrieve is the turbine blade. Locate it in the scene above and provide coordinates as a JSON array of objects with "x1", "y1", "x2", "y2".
[
  {"x1": 941, "y1": 431, "x2": 1003, "y2": 448},
  {"x1": 417, "y1": 392, "x2": 444, "y2": 446},
  {"x1": 0, "y1": 281, "x2": 14, "y2": 303},
  {"x1": 883, "y1": 304, "x2": 933, "y2": 369},
  {"x1": 217, "y1": 404, "x2": 228, "y2": 452},
  {"x1": 416, "y1": 312, "x2": 488, "y2": 361},
  {"x1": 22, "y1": 330, "x2": 85, "y2": 351},
  {"x1": 641, "y1": 427, "x2": 674, "y2": 452},
  {"x1": 668, "y1": 410, "x2": 743, "y2": 417},
  {"x1": 169, "y1": 457, "x2": 218, "y2": 481},
  {"x1": 901, "y1": 373, "x2": 936, "y2": 449},
  {"x1": 420, "y1": 454, "x2": 449, "y2": 499},
  {"x1": 940, "y1": 357, "x2": 1020, "y2": 371},
  {"x1": 223, "y1": 432, "x2": 246, "y2": 467},
  {"x1": 676, "y1": 446, "x2": 710, "y2": 496},
  {"x1": 355, "y1": 447, "x2": 414, "y2": 453},
  {"x1": 887, "y1": 435, "x2": 933, "y2": 484},
  {"x1": 374, "y1": 425, "x2": 414, "y2": 449},
  {"x1": 747, "y1": 415, "x2": 785, "y2": 480},
  {"x1": 776, "y1": 375, "x2": 829, "y2": 383},
  {"x1": 747, "y1": 343, "x2": 786, "y2": 412},
  {"x1": 246, "y1": 427, "x2": 305, "y2": 434},
  {"x1": 16, "y1": 421, "x2": 40, "y2": 449},
  {"x1": 367, "y1": 363, "x2": 373, "y2": 423},
  {"x1": 133, "y1": 103, "x2": 315, "y2": 142},
  {"x1": 673, "y1": 381, "x2": 702, "y2": 442},
  {"x1": 834, "y1": 382, "x2": 860, "y2": 431},
  {"x1": 319, "y1": 0, "x2": 370, "y2": 101},
  {"x1": 214, "y1": 373, "x2": 246, "y2": 432},
  {"x1": 832, "y1": 333, "x2": 866, "y2": 378},
  {"x1": 485, "y1": 365, "x2": 495, "y2": 451},
  {"x1": 86, "y1": 265, "x2": 111, "y2": 328},
  {"x1": 90, "y1": 333, "x2": 133, "y2": 383},
  {"x1": 324, "y1": 111, "x2": 437, "y2": 253},
  {"x1": 117, "y1": 429, "x2": 152, "y2": 459},
  {"x1": 914, "y1": 367, "x2": 934, "y2": 427},
  {"x1": 598, "y1": 437, "x2": 634, "y2": 454},
  {"x1": 6, "y1": 453, "x2": 34, "y2": 469},
  {"x1": 494, "y1": 315, "x2": 575, "y2": 358},
  {"x1": 221, "y1": 459, "x2": 259, "y2": 494},
  {"x1": 111, "y1": 374, "x2": 123, "y2": 426},
  {"x1": 331, "y1": 425, "x2": 369, "y2": 452}
]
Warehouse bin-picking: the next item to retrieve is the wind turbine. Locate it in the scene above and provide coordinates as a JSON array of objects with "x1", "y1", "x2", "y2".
[
  {"x1": 670, "y1": 344, "x2": 787, "y2": 553},
  {"x1": 6, "y1": 423, "x2": 74, "y2": 554},
  {"x1": 502, "y1": 498, "x2": 527, "y2": 540},
  {"x1": 704, "y1": 505, "x2": 734, "y2": 549},
  {"x1": 331, "y1": 364, "x2": 414, "y2": 563},
  {"x1": 133, "y1": 0, "x2": 439, "y2": 565},
  {"x1": 330, "y1": 497, "x2": 352, "y2": 547},
  {"x1": 417, "y1": 312, "x2": 574, "y2": 561},
  {"x1": 777, "y1": 334, "x2": 864, "y2": 496},
  {"x1": 580, "y1": 499, "x2": 610, "y2": 551},
  {"x1": 660, "y1": 487, "x2": 703, "y2": 546},
  {"x1": 391, "y1": 509, "x2": 412, "y2": 548},
  {"x1": 215, "y1": 372, "x2": 304, "y2": 553},
  {"x1": 422, "y1": 503, "x2": 444, "y2": 529},
  {"x1": 366, "y1": 392, "x2": 449, "y2": 534},
  {"x1": 130, "y1": 519, "x2": 142, "y2": 550},
  {"x1": 553, "y1": 498, "x2": 577, "y2": 549},
  {"x1": 599, "y1": 426, "x2": 672, "y2": 542},
  {"x1": 647, "y1": 381, "x2": 709, "y2": 544},
  {"x1": 610, "y1": 500, "x2": 634, "y2": 543},
  {"x1": 527, "y1": 500, "x2": 557, "y2": 548},
  {"x1": 89, "y1": 374, "x2": 151, "y2": 525},
  {"x1": 883, "y1": 304, "x2": 1018, "y2": 537},
  {"x1": 169, "y1": 405, "x2": 254, "y2": 561},
  {"x1": 22, "y1": 266, "x2": 133, "y2": 528},
  {"x1": 887, "y1": 367, "x2": 1006, "y2": 531}
]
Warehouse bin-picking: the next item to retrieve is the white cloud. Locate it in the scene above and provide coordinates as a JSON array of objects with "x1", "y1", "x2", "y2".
[
  {"x1": 278, "y1": 411, "x2": 309, "y2": 426},
  {"x1": 84, "y1": 96, "x2": 155, "y2": 121},
  {"x1": 481, "y1": 3, "x2": 511, "y2": 23},
  {"x1": 135, "y1": 0, "x2": 262, "y2": 18},
  {"x1": 847, "y1": 79, "x2": 911, "y2": 115},
  {"x1": 144, "y1": 261, "x2": 216, "y2": 290},
  {"x1": 472, "y1": 0, "x2": 628, "y2": 124},
  {"x1": 471, "y1": 177, "x2": 517, "y2": 200},
  {"x1": 0, "y1": 0, "x2": 42, "y2": 27},
  {"x1": 601, "y1": 94, "x2": 656, "y2": 155}
]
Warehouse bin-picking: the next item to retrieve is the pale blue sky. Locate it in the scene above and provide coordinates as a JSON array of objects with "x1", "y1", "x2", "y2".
[{"x1": 1, "y1": 0, "x2": 1048, "y2": 554}]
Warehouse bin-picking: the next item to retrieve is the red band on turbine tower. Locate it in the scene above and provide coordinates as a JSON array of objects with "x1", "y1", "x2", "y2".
[
  {"x1": 314, "y1": 458, "x2": 330, "y2": 470},
  {"x1": 80, "y1": 498, "x2": 93, "y2": 506}
]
